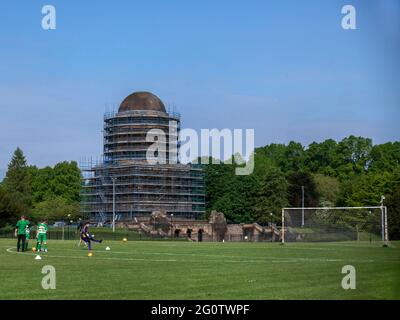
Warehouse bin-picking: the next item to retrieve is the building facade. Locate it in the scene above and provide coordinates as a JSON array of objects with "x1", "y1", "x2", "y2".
[{"x1": 81, "y1": 91, "x2": 205, "y2": 222}]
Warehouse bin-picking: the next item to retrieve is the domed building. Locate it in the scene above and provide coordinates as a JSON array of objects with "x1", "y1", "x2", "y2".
[
  {"x1": 81, "y1": 91, "x2": 205, "y2": 222},
  {"x1": 104, "y1": 91, "x2": 178, "y2": 163}
]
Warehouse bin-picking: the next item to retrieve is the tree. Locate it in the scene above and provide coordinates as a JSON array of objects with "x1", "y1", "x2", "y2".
[
  {"x1": 256, "y1": 142, "x2": 306, "y2": 173},
  {"x1": 29, "y1": 161, "x2": 81, "y2": 205},
  {"x1": 313, "y1": 174, "x2": 339, "y2": 205},
  {"x1": 203, "y1": 157, "x2": 236, "y2": 215},
  {"x1": 51, "y1": 161, "x2": 81, "y2": 202},
  {"x1": 369, "y1": 142, "x2": 400, "y2": 173},
  {"x1": 335, "y1": 136, "x2": 372, "y2": 177},
  {"x1": 29, "y1": 165, "x2": 54, "y2": 204},
  {"x1": 0, "y1": 186, "x2": 21, "y2": 228},
  {"x1": 336, "y1": 169, "x2": 400, "y2": 207},
  {"x1": 284, "y1": 141, "x2": 306, "y2": 173},
  {"x1": 31, "y1": 196, "x2": 80, "y2": 223},
  {"x1": 2, "y1": 148, "x2": 31, "y2": 211},
  {"x1": 230, "y1": 174, "x2": 259, "y2": 223},
  {"x1": 287, "y1": 171, "x2": 319, "y2": 207},
  {"x1": 202, "y1": 136, "x2": 398, "y2": 228},
  {"x1": 204, "y1": 155, "x2": 258, "y2": 223},
  {"x1": 386, "y1": 186, "x2": 400, "y2": 240},
  {"x1": 254, "y1": 166, "x2": 288, "y2": 224},
  {"x1": 305, "y1": 139, "x2": 337, "y2": 176}
]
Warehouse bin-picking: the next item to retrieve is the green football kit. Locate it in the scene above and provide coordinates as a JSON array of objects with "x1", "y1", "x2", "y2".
[
  {"x1": 25, "y1": 227, "x2": 30, "y2": 250},
  {"x1": 36, "y1": 223, "x2": 48, "y2": 252},
  {"x1": 16, "y1": 219, "x2": 29, "y2": 235}
]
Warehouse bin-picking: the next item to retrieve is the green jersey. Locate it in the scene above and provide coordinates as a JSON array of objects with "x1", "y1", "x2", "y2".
[
  {"x1": 16, "y1": 220, "x2": 30, "y2": 235},
  {"x1": 37, "y1": 223, "x2": 48, "y2": 235},
  {"x1": 25, "y1": 227, "x2": 30, "y2": 240}
]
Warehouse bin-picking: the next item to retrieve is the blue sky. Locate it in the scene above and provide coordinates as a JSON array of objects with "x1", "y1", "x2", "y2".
[{"x1": 0, "y1": 0, "x2": 399, "y2": 177}]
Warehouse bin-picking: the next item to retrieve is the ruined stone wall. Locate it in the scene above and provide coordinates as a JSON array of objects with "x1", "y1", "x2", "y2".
[{"x1": 117, "y1": 211, "x2": 281, "y2": 242}]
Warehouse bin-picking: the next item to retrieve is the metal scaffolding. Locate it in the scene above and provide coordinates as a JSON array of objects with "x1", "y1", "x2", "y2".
[{"x1": 80, "y1": 103, "x2": 205, "y2": 223}]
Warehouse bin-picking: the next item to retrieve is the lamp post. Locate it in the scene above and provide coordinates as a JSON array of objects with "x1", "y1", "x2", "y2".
[
  {"x1": 170, "y1": 214, "x2": 174, "y2": 238},
  {"x1": 380, "y1": 195, "x2": 385, "y2": 241},
  {"x1": 380, "y1": 195, "x2": 387, "y2": 244},
  {"x1": 368, "y1": 210, "x2": 372, "y2": 243},
  {"x1": 67, "y1": 214, "x2": 71, "y2": 240},
  {"x1": 270, "y1": 212, "x2": 273, "y2": 242},
  {"x1": 62, "y1": 220, "x2": 64, "y2": 241},
  {"x1": 301, "y1": 185, "x2": 305, "y2": 227},
  {"x1": 62, "y1": 214, "x2": 71, "y2": 241},
  {"x1": 112, "y1": 177, "x2": 116, "y2": 233}
]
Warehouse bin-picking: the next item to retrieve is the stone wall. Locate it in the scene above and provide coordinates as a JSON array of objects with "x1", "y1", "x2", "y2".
[{"x1": 117, "y1": 210, "x2": 281, "y2": 242}]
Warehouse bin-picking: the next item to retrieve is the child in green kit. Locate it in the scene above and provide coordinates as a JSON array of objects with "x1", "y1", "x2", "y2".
[{"x1": 36, "y1": 220, "x2": 48, "y2": 252}]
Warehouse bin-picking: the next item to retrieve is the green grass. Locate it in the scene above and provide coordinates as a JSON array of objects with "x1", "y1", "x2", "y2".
[{"x1": 0, "y1": 238, "x2": 399, "y2": 300}]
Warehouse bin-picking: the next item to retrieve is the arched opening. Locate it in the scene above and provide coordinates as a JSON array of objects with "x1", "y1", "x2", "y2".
[
  {"x1": 198, "y1": 229, "x2": 203, "y2": 242},
  {"x1": 174, "y1": 229, "x2": 180, "y2": 238},
  {"x1": 186, "y1": 229, "x2": 192, "y2": 239},
  {"x1": 243, "y1": 227, "x2": 253, "y2": 241}
]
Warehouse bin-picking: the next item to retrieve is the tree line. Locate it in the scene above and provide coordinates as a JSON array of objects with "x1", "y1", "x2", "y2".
[
  {"x1": 0, "y1": 148, "x2": 81, "y2": 231},
  {"x1": 203, "y1": 136, "x2": 400, "y2": 239},
  {"x1": 0, "y1": 135, "x2": 399, "y2": 239}
]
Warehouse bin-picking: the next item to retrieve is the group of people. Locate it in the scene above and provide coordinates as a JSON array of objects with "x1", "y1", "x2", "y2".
[
  {"x1": 15, "y1": 215, "x2": 48, "y2": 252},
  {"x1": 15, "y1": 215, "x2": 103, "y2": 253}
]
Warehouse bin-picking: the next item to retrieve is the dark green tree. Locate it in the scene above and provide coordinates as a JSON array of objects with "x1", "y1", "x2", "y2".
[
  {"x1": 51, "y1": 161, "x2": 81, "y2": 202},
  {"x1": 287, "y1": 171, "x2": 319, "y2": 207},
  {"x1": 203, "y1": 157, "x2": 236, "y2": 215},
  {"x1": 32, "y1": 196, "x2": 80, "y2": 223},
  {"x1": 2, "y1": 148, "x2": 31, "y2": 211},
  {"x1": 305, "y1": 139, "x2": 337, "y2": 176},
  {"x1": 254, "y1": 166, "x2": 288, "y2": 224},
  {"x1": 313, "y1": 174, "x2": 339, "y2": 205},
  {"x1": 256, "y1": 142, "x2": 305, "y2": 173},
  {"x1": 386, "y1": 186, "x2": 400, "y2": 240},
  {"x1": 29, "y1": 161, "x2": 81, "y2": 205},
  {"x1": 369, "y1": 142, "x2": 400, "y2": 173},
  {"x1": 29, "y1": 165, "x2": 53, "y2": 203},
  {"x1": 335, "y1": 136, "x2": 372, "y2": 177},
  {"x1": 284, "y1": 141, "x2": 306, "y2": 173},
  {"x1": 0, "y1": 186, "x2": 21, "y2": 228}
]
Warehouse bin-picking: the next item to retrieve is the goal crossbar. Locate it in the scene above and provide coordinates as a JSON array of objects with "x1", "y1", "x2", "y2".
[{"x1": 283, "y1": 206, "x2": 384, "y2": 210}]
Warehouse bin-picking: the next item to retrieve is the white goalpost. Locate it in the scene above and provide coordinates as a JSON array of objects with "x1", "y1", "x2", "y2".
[{"x1": 281, "y1": 204, "x2": 389, "y2": 245}]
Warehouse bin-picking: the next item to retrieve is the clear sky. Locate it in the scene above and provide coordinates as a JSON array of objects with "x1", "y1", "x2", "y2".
[{"x1": 0, "y1": 0, "x2": 399, "y2": 176}]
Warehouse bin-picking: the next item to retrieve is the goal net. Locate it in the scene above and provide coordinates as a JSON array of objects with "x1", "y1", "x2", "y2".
[{"x1": 281, "y1": 206, "x2": 388, "y2": 243}]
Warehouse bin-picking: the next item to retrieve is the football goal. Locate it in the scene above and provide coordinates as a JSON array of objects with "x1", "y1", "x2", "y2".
[{"x1": 281, "y1": 205, "x2": 388, "y2": 244}]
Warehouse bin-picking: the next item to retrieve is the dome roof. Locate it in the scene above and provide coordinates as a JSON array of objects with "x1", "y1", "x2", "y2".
[{"x1": 119, "y1": 91, "x2": 166, "y2": 113}]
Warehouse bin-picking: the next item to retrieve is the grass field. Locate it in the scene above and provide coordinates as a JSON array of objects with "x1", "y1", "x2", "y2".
[{"x1": 0, "y1": 238, "x2": 399, "y2": 300}]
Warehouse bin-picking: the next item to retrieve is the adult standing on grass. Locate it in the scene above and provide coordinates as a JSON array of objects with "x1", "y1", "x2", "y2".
[{"x1": 15, "y1": 215, "x2": 30, "y2": 252}]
